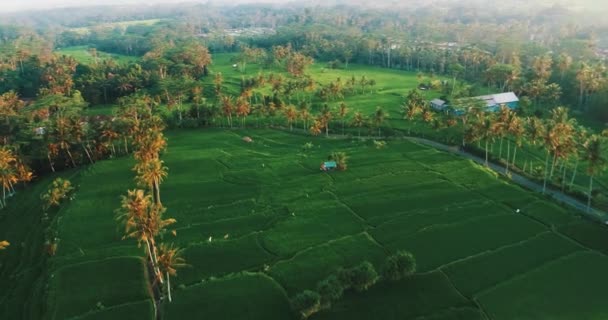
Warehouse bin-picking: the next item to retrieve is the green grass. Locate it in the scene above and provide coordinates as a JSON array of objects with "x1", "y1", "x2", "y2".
[
  {"x1": 163, "y1": 273, "x2": 292, "y2": 320},
  {"x1": 311, "y1": 271, "x2": 483, "y2": 320},
  {"x1": 56, "y1": 46, "x2": 139, "y2": 65},
  {"x1": 47, "y1": 257, "x2": 152, "y2": 320},
  {"x1": 442, "y1": 232, "x2": 583, "y2": 297},
  {"x1": 6, "y1": 129, "x2": 608, "y2": 319},
  {"x1": 477, "y1": 251, "x2": 608, "y2": 320},
  {"x1": 68, "y1": 19, "x2": 165, "y2": 35}
]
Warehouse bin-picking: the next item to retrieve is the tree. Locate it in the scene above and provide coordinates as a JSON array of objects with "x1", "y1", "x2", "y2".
[
  {"x1": 338, "y1": 102, "x2": 349, "y2": 135},
  {"x1": 157, "y1": 243, "x2": 187, "y2": 303},
  {"x1": 582, "y1": 135, "x2": 606, "y2": 212},
  {"x1": 134, "y1": 158, "x2": 168, "y2": 207},
  {"x1": 214, "y1": 72, "x2": 223, "y2": 100},
  {"x1": 309, "y1": 119, "x2": 323, "y2": 136},
  {"x1": 351, "y1": 112, "x2": 366, "y2": 138},
  {"x1": 372, "y1": 106, "x2": 387, "y2": 137},
  {"x1": 291, "y1": 290, "x2": 321, "y2": 320},
  {"x1": 41, "y1": 178, "x2": 73, "y2": 210},
  {"x1": 284, "y1": 105, "x2": 298, "y2": 131},
  {"x1": 220, "y1": 95, "x2": 234, "y2": 128},
  {"x1": 557, "y1": 53, "x2": 572, "y2": 80},
  {"x1": 448, "y1": 63, "x2": 464, "y2": 94},
  {"x1": 382, "y1": 251, "x2": 416, "y2": 281},
  {"x1": 320, "y1": 104, "x2": 333, "y2": 137},
  {"x1": 116, "y1": 189, "x2": 176, "y2": 284},
  {"x1": 330, "y1": 152, "x2": 348, "y2": 171},
  {"x1": 235, "y1": 96, "x2": 251, "y2": 127},
  {"x1": 286, "y1": 52, "x2": 314, "y2": 77}
]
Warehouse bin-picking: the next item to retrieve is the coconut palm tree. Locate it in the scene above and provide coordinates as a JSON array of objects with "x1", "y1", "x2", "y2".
[
  {"x1": 310, "y1": 119, "x2": 323, "y2": 136},
  {"x1": 351, "y1": 112, "x2": 367, "y2": 138},
  {"x1": 134, "y1": 158, "x2": 168, "y2": 206},
  {"x1": 320, "y1": 105, "x2": 333, "y2": 137},
  {"x1": 338, "y1": 102, "x2": 349, "y2": 135},
  {"x1": 582, "y1": 135, "x2": 606, "y2": 213},
  {"x1": 157, "y1": 243, "x2": 187, "y2": 302},
  {"x1": 284, "y1": 105, "x2": 298, "y2": 131},
  {"x1": 505, "y1": 112, "x2": 524, "y2": 174},
  {"x1": 220, "y1": 95, "x2": 234, "y2": 128},
  {"x1": 569, "y1": 126, "x2": 589, "y2": 189},
  {"x1": 372, "y1": 107, "x2": 387, "y2": 137}
]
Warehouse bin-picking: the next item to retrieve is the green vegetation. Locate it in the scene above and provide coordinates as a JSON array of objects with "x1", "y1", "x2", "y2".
[
  {"x1": 3, "y1": 1, "x2": 608, "y2": 319},
  {"x1": 55, "y1": 46, "x2": 139, "y2": 65},
  {"x1": 12, "y1": 129, "x2": 605, "y2": 319}
]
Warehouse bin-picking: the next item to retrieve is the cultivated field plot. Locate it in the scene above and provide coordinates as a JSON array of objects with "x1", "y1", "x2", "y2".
[{"x1": 42, "y1": 129, "x2": 608, "y2": 319}]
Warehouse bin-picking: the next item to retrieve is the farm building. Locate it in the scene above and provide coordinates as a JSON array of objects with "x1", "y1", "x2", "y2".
[
  {"x1": 473, "y1": 92, "x2": 519, "y2": 111},
  {"x1": 441, "y1": 92, "x2": 519, "y2": 115},
  {"x1": 430, "y1": 99, "x2": 447, "y2": 111}
]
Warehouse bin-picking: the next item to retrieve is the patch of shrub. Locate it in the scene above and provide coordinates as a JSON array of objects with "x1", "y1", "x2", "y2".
[
  {"x1": 316, "y1": 274, "x2": 344, "y2": 305},
  {"x1": 338, "y1": 261, "x2": 378, "y2": 292},
  {"x1": 291, "y1": 290, "x2": 322, "y2": 319},
  {"x1": 382, "y1": 251, "x2": 417, "y2": 281},
  {"x1": 330, "y1": 152, "x2": 348, "y2": 171}
]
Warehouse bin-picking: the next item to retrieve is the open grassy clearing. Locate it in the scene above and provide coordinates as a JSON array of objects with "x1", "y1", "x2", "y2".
[
  {"x1": 68, "y1": 19, "x2": 165, "y2": 35},
  {"x1": 56, "y1": 46, "x2": 139, "y2": 65},
  {"x1": 29, "y1": 128, "x2": 608, "y2": 319}
]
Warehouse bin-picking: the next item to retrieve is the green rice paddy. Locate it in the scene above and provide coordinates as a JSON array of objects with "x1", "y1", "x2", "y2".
[{"x1": 2, "y1": 128, "x2": 605, "y2": 319}]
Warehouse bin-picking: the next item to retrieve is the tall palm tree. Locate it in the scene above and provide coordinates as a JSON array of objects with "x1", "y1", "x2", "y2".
[
  {"x1": 569, "y1": 126, "x2": 589, "y2": 189},
  {"x1": 134, "y1": 158, "x2": 168, "y2": 206},
  {"x1": 284, "y1": 105, "x2": 298, "y2": 131},
  {"x1": 372, "y1": 106, "x2": 387, "y2": 137},
  {"x1": 505, "y1": 112, "x2": 524, "y2": 174},
  {"x1": 338, "y1": 102, "x2": 349, "y2": 135},
  {"x1": 320, "y1": 105, "x2": 333, "y2": 137},
  {"x1": 351, "y1": 112, "x2": 366, "y2": 138},
  {"x1": 157, "y1": 243, "x2": 187, "y2": 302},
  {"x1": 582, "y1": 135, "x2": 606, "y2": 213}
]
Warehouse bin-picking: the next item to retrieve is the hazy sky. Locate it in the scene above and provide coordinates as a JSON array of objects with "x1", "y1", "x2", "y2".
[{"x1": 0, "y1": 0, "x2": 191, "y2": 12}]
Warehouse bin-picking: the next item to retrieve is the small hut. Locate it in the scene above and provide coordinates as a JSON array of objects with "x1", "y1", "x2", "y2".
[{"x1": 320, "y1": 161, "x2": 337, "y2": 171}]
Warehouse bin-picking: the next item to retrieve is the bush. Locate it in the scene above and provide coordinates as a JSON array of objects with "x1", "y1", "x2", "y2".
[
  {"x1": 338, "y1": 261, "x2": 378, "y2": 292},
  {"x1": 382, "y1": 251, "x2": 417, "y2": 281},
  {"x1": 316, "y1": 274, "x2": 344, "y2": 305},
  {"x1": 291, "y1": 290, "x2": 321, "y2": 319},
  {"x1": 330, "y1": 152, "x2": 348, "y2": 171}
]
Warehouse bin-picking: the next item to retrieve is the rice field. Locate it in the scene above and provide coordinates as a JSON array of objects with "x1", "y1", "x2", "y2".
[{"x1": 8, "y1": 128, "x2": 605, "y2": 319}]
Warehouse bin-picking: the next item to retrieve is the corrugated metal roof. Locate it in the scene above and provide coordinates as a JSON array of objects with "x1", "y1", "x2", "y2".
[
  {"x1": 430, "y1": 99, "x2": 446, "y2": 106},
  {"x1": 492, "y1": 92, "x2": 519, "y2": 104}
]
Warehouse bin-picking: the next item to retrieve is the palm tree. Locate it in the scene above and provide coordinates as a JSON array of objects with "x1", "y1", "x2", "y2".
[
  {"x1": 351, "y1": 112, "x2": 366, "y2": 138},
  {"x1": 338, "y1": 102, "x2": 349, "y2": 135},
  {"x1": 116, "y1": 190, "x2": 176, "y2": 284},
  {"x1": 569, "y1": 126, "x2": 589, "y2": 189},
  {"x1": 220, "y1": 95, "x2": 234, "y2": 128},
  {"x1": 320, "y1": 105, "x2": 333, "y2": 137},
  {"x1": 134, "y1": 158, "x2": 168, "y2": 206},
  {"x1": 505, "y1": 112, "x2": 524, "y2": 174},
  {"x1": 309, "y1": 119, "x2": 323, "y2": 136},
  {"x1": 582, "y1": 135, "x2": 606, "y2": 213},
  {"x1": 372, "y1": 107, "x2": 387, "y2": 137},
  {"x1": 284, "y1": 105, "x2": 298, "y2": 131},
  {"x1": 157, "y1": 243, "x2": 187, "y2": 302}
]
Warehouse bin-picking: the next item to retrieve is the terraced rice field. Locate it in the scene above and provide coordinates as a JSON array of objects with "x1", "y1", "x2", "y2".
[{"x1": 5, "y1": 129, "x2": 608, "y2": 319}]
